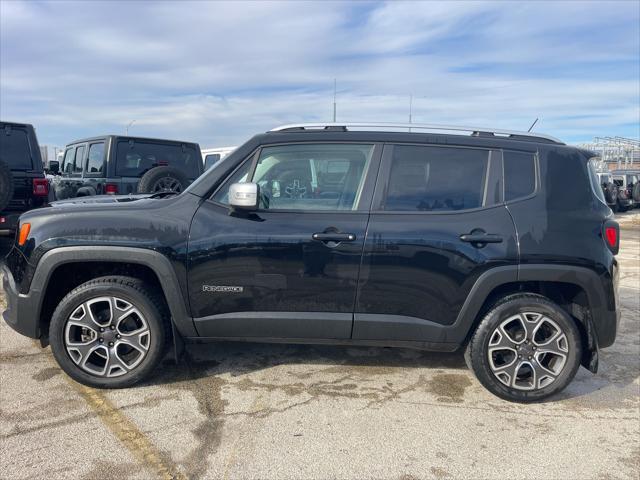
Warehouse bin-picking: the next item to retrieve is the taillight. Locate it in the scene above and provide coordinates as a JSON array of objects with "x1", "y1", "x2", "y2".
[
  {"x1": 32, "y1": 178, "x2": 49, "y2": 196},
  {"x1": 105, "y1": 183, "x2": 118, "y2": 195},
  {"x1": 603, "y1": 220, "x2": 619, "y2": 254}
]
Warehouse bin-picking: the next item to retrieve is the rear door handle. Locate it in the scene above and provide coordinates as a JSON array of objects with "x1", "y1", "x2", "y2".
[
  {"x1": 312, "y1": 232, "x2": 356, "y2": 242},
  {"x1": 460, "y1": 233, "x2": 503, "y2": 244}
]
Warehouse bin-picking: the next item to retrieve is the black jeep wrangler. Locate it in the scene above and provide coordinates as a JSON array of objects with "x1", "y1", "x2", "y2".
[
  {"x1": 50, "y1": 135, "x2": 203, "y2": 200},
  {"x1": 2, "y1": 123, "x2": 620, "y2": 402},
  {"x1": 0, "y1": 121, "x2": 49, "y2": 241}
]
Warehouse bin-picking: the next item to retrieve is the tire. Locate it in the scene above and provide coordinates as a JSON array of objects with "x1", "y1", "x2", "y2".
[
  {"x1": 603, "y1": 182, "x2": 617, "y2": 205},
  {"x1": 0, "y1": 160, "x2": 13, "y2": 211},
  {"x1": 466, "y1": 293, "x2": 582, "y2": 403},
  {"x1": 137, "y1": 166, "x2": 188, "y2": 194},
  {"x1": 49, "y1": 276, "x2": 170, "y2": 388}
]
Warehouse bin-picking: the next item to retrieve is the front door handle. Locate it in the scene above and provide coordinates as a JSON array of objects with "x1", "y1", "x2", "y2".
[
  {"x1": 460, "y1": 232, "x2": 503, "y2": 244},
  {"x1": 312, "y1": 232, "x2": 356, "y2": 243}
]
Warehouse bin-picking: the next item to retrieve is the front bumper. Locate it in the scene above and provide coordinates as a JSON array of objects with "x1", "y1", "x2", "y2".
[{"x1": 2, "y1": 265, "x2": 40, "y2": 339}]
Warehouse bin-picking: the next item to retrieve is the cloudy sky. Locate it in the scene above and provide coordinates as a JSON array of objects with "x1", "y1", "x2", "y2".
[{"x1": 1, "y1": 0, "x2": 639, "y2": 150}]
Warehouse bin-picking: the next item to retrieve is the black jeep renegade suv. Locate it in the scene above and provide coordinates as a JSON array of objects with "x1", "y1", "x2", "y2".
[{"x1": 2, "y1": 123, "x2": 620, "y2": 402}]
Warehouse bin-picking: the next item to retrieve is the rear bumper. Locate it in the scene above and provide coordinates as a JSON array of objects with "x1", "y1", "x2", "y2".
[
  {"x1": 0, "y1": 212, "x2": 21, "y2": 237},
  {"x1": 1, "y1": 265, "x2": 40, "y2": 339}
]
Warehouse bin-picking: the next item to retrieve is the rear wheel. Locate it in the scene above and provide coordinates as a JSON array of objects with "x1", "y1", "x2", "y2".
[
  {"x1": 50, "y1": 276, "x2": 170, "y2": 388},
  {"x1": 466, "y1": 293, "x2": 582, "y2": 402}
]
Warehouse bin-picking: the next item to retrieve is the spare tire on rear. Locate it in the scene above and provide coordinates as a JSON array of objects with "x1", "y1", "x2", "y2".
[
  {"x1": 603, "y1": 182, "x2": 617, "y2": 204},
  {"x1": 137, "y1": 166, "x2": 188, "y2": 194},
  {"x1": 0, "y1": 159, "x2": 14, "y2": 211}
]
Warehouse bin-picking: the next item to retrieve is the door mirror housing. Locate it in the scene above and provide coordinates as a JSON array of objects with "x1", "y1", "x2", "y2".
[
  {"x1": 47, "y1": 160, "x2": 60, "y2": 175},
  {"x1": 229, "y1": 182, "x2": 259, "y2": 210}
]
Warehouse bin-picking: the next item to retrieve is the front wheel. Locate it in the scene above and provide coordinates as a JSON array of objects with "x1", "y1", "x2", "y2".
[
  {"x1": 50, "y1": 276, "x2": 170, "y2": 388},
  {"x1": 466, "y1": 293, "x2": 582, "y2": 402}
]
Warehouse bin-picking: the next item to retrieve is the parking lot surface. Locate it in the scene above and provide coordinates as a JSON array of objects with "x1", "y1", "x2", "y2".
[{"x1": 1, "y1": 213, "x2": 639, "y2": 480}]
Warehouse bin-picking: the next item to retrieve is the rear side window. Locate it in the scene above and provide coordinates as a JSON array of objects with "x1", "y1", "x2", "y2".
[
  {"x1": 383, "y1": 145, "x2": 488, "y2": 211},
  {"x1": 73, "y1": 145, "x2": 85, "y2": 173},
  {"x1": 115, "y1": 141, "x2": 200, "y2": 178},
  {"x1": 504, "y1": 151, "x2": 536, "y2": 202},
  {"x1": 86, "y1": 142, "x2": 105, "y2": 174},
  {"x1": 0, "y1": 127, "x2": 33, "y2": 169},
  {"x1": 587, "y1": 158, "x2": 607, "y2": 204}
]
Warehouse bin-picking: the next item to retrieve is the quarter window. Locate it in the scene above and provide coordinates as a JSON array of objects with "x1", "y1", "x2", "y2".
[
  {"x1": 86, "y1": 142, "x2": 105, "y2": 174},
  {"x1": 383, "y1": 145, "x2": 488, "y2": 211},
  {"x1": 504, "y1": 151, "x2": 536, "y2": 201}
]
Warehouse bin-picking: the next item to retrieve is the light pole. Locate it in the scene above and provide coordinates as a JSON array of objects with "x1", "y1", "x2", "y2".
[{"x1": 126, "y1": 120, "x2": 136, "y2": 135}]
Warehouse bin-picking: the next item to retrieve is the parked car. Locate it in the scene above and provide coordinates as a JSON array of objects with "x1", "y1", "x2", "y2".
[
  {"x1": 0, "y1": 121, "x2": 49, "y2": 240},
  {"x1": 611, "y1": 169, "x2": 640, "y2": 208},
  {"x1": 202, "y1": 146, "x2": 237, "y2": 171},
  {"x1": 50, "y1": 135, "x2": 203, "y2": 200},
  {"x1": 596, "y1": 172, "x2": 628, "y2": 211},
  {"x1": 2, "y1": 122, "x2": 620, "y2": 403}
]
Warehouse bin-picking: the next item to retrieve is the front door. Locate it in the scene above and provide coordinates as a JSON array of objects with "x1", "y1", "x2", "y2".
[
  {"x1": 354, "y1": 143, "x2": 518, "y2": 343},
  {"x1": 188, "y1": 142, "x2": 381, "y2": 339}
]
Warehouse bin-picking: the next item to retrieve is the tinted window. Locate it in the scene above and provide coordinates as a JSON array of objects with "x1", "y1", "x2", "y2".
[
  {"x1": 204, "y1": 154, "x2": 220, "y2": 170},
  {"x1": 504, "y1": 151, "x2": 536, "y2": 201},
  {"x1": 86, "y1": 142, "x2": 105, "y2": 174},
  {"x1": 73, "y1": 145, "x2": 85, "y2": 173},
  {"x1": 62, "y1": 148, "x2": 75, "y2": 174},
  {"x1": 384, "y1": 145, "x2": 488, "y2": 211},
  {"x1": 213, "y1": 143, "x2": 374, "y2": 211},
  {"x1": 115, "y1": 141, "x2": 200, "y2": 178},
  {"x1": 587, "y1": 158, "x2": 607, "y2": 204},
  {"x1": 0, "y1": 128, "x2": 32, "y2": 169}
]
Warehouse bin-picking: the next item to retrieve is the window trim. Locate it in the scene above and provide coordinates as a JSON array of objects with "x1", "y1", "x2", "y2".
[
  {"x1": 501, "y1": 148, "x2": 540, "y2": 205},
  {"x1": 371, "y1": 143, "x2": 497, "y2": 215},
  {"x1": 209, "y1": 141, "x2": 383, "y2": 214}
]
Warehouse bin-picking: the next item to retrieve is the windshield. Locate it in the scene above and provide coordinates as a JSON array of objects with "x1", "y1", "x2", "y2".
[
  {"x1": 115, "y1": 140, "x2": 201, "y2": 178},
  {"x1": 0, "y1": 127, "x2": 33, "y2": 169}
]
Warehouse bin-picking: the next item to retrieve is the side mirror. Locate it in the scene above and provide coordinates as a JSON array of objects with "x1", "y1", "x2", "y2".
[
  {"x1": 229, "y1": 182, "x2": 259, "y2": 210},
  {"x1": 47, "y1": 160, "x2": 60, "y2": 175}
]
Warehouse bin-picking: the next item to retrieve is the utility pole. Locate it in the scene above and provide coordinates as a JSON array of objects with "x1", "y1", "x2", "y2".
[
  {"x1": 332, "y1": 79, "x2": 337, "y2": 122},
  {"x1": 126, "y1": 120, "x2": 136, "y2": 135}
]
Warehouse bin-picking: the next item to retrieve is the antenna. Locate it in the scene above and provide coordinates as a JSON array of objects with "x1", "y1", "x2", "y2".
[
  {"x1": 528, "y1": 118, "x2": 539, "y2": 132},
  {"x1": 126, "y1": 119, "x2": 136, "y2": 135},
  {"x1": 332, "y1": 79, "x2": 337, "y2": 122}
]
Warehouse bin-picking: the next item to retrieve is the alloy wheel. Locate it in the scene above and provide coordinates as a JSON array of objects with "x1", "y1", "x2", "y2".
[
  {"x1": 64, "y1": 296, "x2": 151, "y2": 377},
  {"x1": 487, "y1": 312, "x2": 569, "y2": 390}
]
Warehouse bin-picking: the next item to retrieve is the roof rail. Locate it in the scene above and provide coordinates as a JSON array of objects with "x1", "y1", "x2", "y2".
[{"x1": 269, "y1": 122, "x2": 564, "y2": 144}]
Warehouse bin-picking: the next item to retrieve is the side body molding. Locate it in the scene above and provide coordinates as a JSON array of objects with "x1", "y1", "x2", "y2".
[{"x1": 24, "y1": 246, "x2": 196, "y2": 338}]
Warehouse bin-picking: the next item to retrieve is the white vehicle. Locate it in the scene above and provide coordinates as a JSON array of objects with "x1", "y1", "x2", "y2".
[{"x1": 202, "y1": 146, "x2": 237, "y2": 170}]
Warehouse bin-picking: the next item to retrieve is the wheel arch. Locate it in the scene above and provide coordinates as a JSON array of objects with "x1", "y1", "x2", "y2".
[
  {"x1": 457, "y1": 264, "x2": 609, "y2": 372},
  {"x1": 32, "y1": 247, "x2": 196, "y2": 343}
]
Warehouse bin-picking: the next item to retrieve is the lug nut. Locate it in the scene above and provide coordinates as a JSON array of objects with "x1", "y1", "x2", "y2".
[
  {"x1": 108, "y1": 342, "x2": 114, "y2": 347},
  {"x1": 116, "y1": 334, "x2": 121, "y2": 339},
  {"x1": 528, "y1": 356, "x2": 532, "y2": 360},
  {"x1": 532, "y1": 346, "x2": 536, "y2": 350},
  {"x1": 100, "y1": 328, "x2": 105, "y2": 332},
  {"x1": 98, "y1": 338, "x2": 104, "y2": 343},
  {"x1": 110, "y1": 325, "x2": 116, "y2": 330},
  {"x1": 518, "y1": 355, "x2": 522, "y2": 359}
]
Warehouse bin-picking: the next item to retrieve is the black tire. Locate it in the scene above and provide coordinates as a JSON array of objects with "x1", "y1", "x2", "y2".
[
  {"x1": 0, "y1": 160, "x2": 13, "y2": 211},
  {"x1": 466, "y1": 293, "x2": 582, "y2": 403},
  {"x1": 603, "y1": 182, "x2": 617, "y2": 205},
  {"x1": 49, "y1": 276, "x2": 170, "y2": 388},
  {"x1": 137, "y1": 166, "x2": 188, "y2": 194}
]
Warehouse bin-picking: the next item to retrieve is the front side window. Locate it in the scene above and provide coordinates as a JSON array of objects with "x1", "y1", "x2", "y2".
[
  {"x1": 86, "y1": 142, "x2": 105, "y2": 174},
  {"x1": 73, "y1": 145, "x2": 85, "y2": 173},
  {"x1": 115, "y1": 141, "x2": 200, "y2": 178},
  {"x1": 504, "y1": 151, "x2": 536, "y2": 202},
  {"x1": 62, "y1": 147, "x2": 75, "y2": 174},
  {"x1": 214, "y1": 143, "x2": 374, "y2": 211},
  {"x1": 383, "y1": 145, "x2": 488, "y2": 211}
]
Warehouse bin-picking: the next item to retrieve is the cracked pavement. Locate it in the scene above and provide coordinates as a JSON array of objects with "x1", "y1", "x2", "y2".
[{"x1": 1, "y1": 213, "x2": 639, "y2": 479}]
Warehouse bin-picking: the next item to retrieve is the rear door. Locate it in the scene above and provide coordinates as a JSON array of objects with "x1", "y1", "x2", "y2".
[
  {"x1": 80, "y1": 141, "x2": 107, "y2": 195},
  {"x1": 354, "y1": 143, "x2": 518, "y2": 343},
  {"x1": 188, "y1": 142, "x2": 381, "y2": 339},
  {"x1": 54, "y1": 144, "x2": 87, "y2": 199}
]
